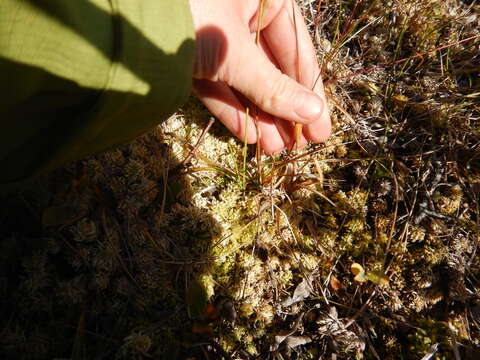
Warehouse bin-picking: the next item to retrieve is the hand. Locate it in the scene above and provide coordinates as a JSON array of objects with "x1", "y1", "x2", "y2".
[{"x1": 189, "y1": 0, "x2": 331, "y2": 154}]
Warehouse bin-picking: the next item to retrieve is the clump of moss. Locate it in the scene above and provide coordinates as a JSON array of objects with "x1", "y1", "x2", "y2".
[{"x1": 407, "y1": 319, "x2": 450, "y2": 359}]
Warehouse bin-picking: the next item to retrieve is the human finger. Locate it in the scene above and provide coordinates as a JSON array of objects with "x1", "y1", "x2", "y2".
[
  {"x1": 261, "y1": 1, "x2": 331, "y2": 142},
  {"x1": 256, "y1": 32, "x2": 309, "y2": 149},
  {"x1": 224, "y1": 37, "x2": 325, "y2": 126},
  {"x1": 231, "y1": 94, "x2": 287, "y2": 155},
  {"x1": 303, "y1": 77, "x2": 331, "y2": 143},
  {"x1": 261, "y1": 0, "x2": 316, "y2": 84},
  {"x1": 247, "y1": 0, "x2": 286, "y2": 33},
  {"x1": 256, "y1": 113, "x2": 288, "y2": 155},
  {"x1": 193, "y1": 79, "x2": 258, "y2": 144}
]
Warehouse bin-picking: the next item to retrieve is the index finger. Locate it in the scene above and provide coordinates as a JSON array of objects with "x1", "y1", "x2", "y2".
[
  {"x1": 261, "y1": 0, "x2": 331, "y2": 142},
  {"x1": 261, "y1": 0, "x2": 317, "y2": 87}
]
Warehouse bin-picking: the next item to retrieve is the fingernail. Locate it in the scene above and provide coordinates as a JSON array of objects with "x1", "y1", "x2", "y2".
[{"x1": 294, "y1": 92, "x2": 323, "y2": 121}]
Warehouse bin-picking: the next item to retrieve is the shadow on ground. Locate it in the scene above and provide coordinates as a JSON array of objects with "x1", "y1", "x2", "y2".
[{"x1": 0, "y1": 130, "x2": 223, "y2": 359}]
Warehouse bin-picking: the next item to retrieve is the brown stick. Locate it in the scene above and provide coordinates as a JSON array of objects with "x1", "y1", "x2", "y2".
[
  {"x1": 180, "y1": 116, "x2": 216, "y2": 167},
  {"x1": 292, "y1": 0, "x2": 302, "y2": 150}
]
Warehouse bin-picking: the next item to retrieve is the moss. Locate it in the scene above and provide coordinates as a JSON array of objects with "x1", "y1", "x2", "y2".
[
  {"x1": 410, "y1": 225, "x2": 427, "y2": 243},
  {"x1": 407, "y1": 319, "x2": 450, "y2": 359},
  {"x1": 435, "y1": 185, "x2": 463, "y2": 216}
]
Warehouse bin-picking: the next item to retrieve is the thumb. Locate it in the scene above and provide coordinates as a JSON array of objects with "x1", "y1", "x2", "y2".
[{"x1": 225, "y1": 41, "x2": 325, "y2": 125}]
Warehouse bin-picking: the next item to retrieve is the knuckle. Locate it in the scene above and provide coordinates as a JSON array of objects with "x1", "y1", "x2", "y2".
[{"x1": 261, "y1": 73, "x2": 293, "y2": 111}]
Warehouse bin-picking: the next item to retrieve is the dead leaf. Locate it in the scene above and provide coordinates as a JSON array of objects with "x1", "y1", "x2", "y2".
[
  {"x1": 393, "y1": 94, "x2": 409, "y2": 105},
  {"x1": 281, "y1": 335, "x2": 313, "y2": 357},
  {"x1": 351, "y1": 263, "x2": 364, "y2": 276},
  {"x1": 271, "y1": 332, "x2": 291, "y2": 352},
  {"x1": 270, "y1": 313, "x2": 305, "y2": 351},
  {"x1": 283, "y1": 335, "x2": 312, "y2": 349},
  {"x1": 351, "y1": 263, "x2": 367, "y2": 283},
  {"x1": 330, "y1": 275, "x2": 344, "y2": 292},
  {"x1": 281, "y1": 278, "x2": 312, "y2": 307}
]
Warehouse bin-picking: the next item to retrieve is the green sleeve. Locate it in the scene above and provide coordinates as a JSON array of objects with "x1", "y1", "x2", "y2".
[{"x1": 0, "y1": 0, "x2": 195, "y2": 184}]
